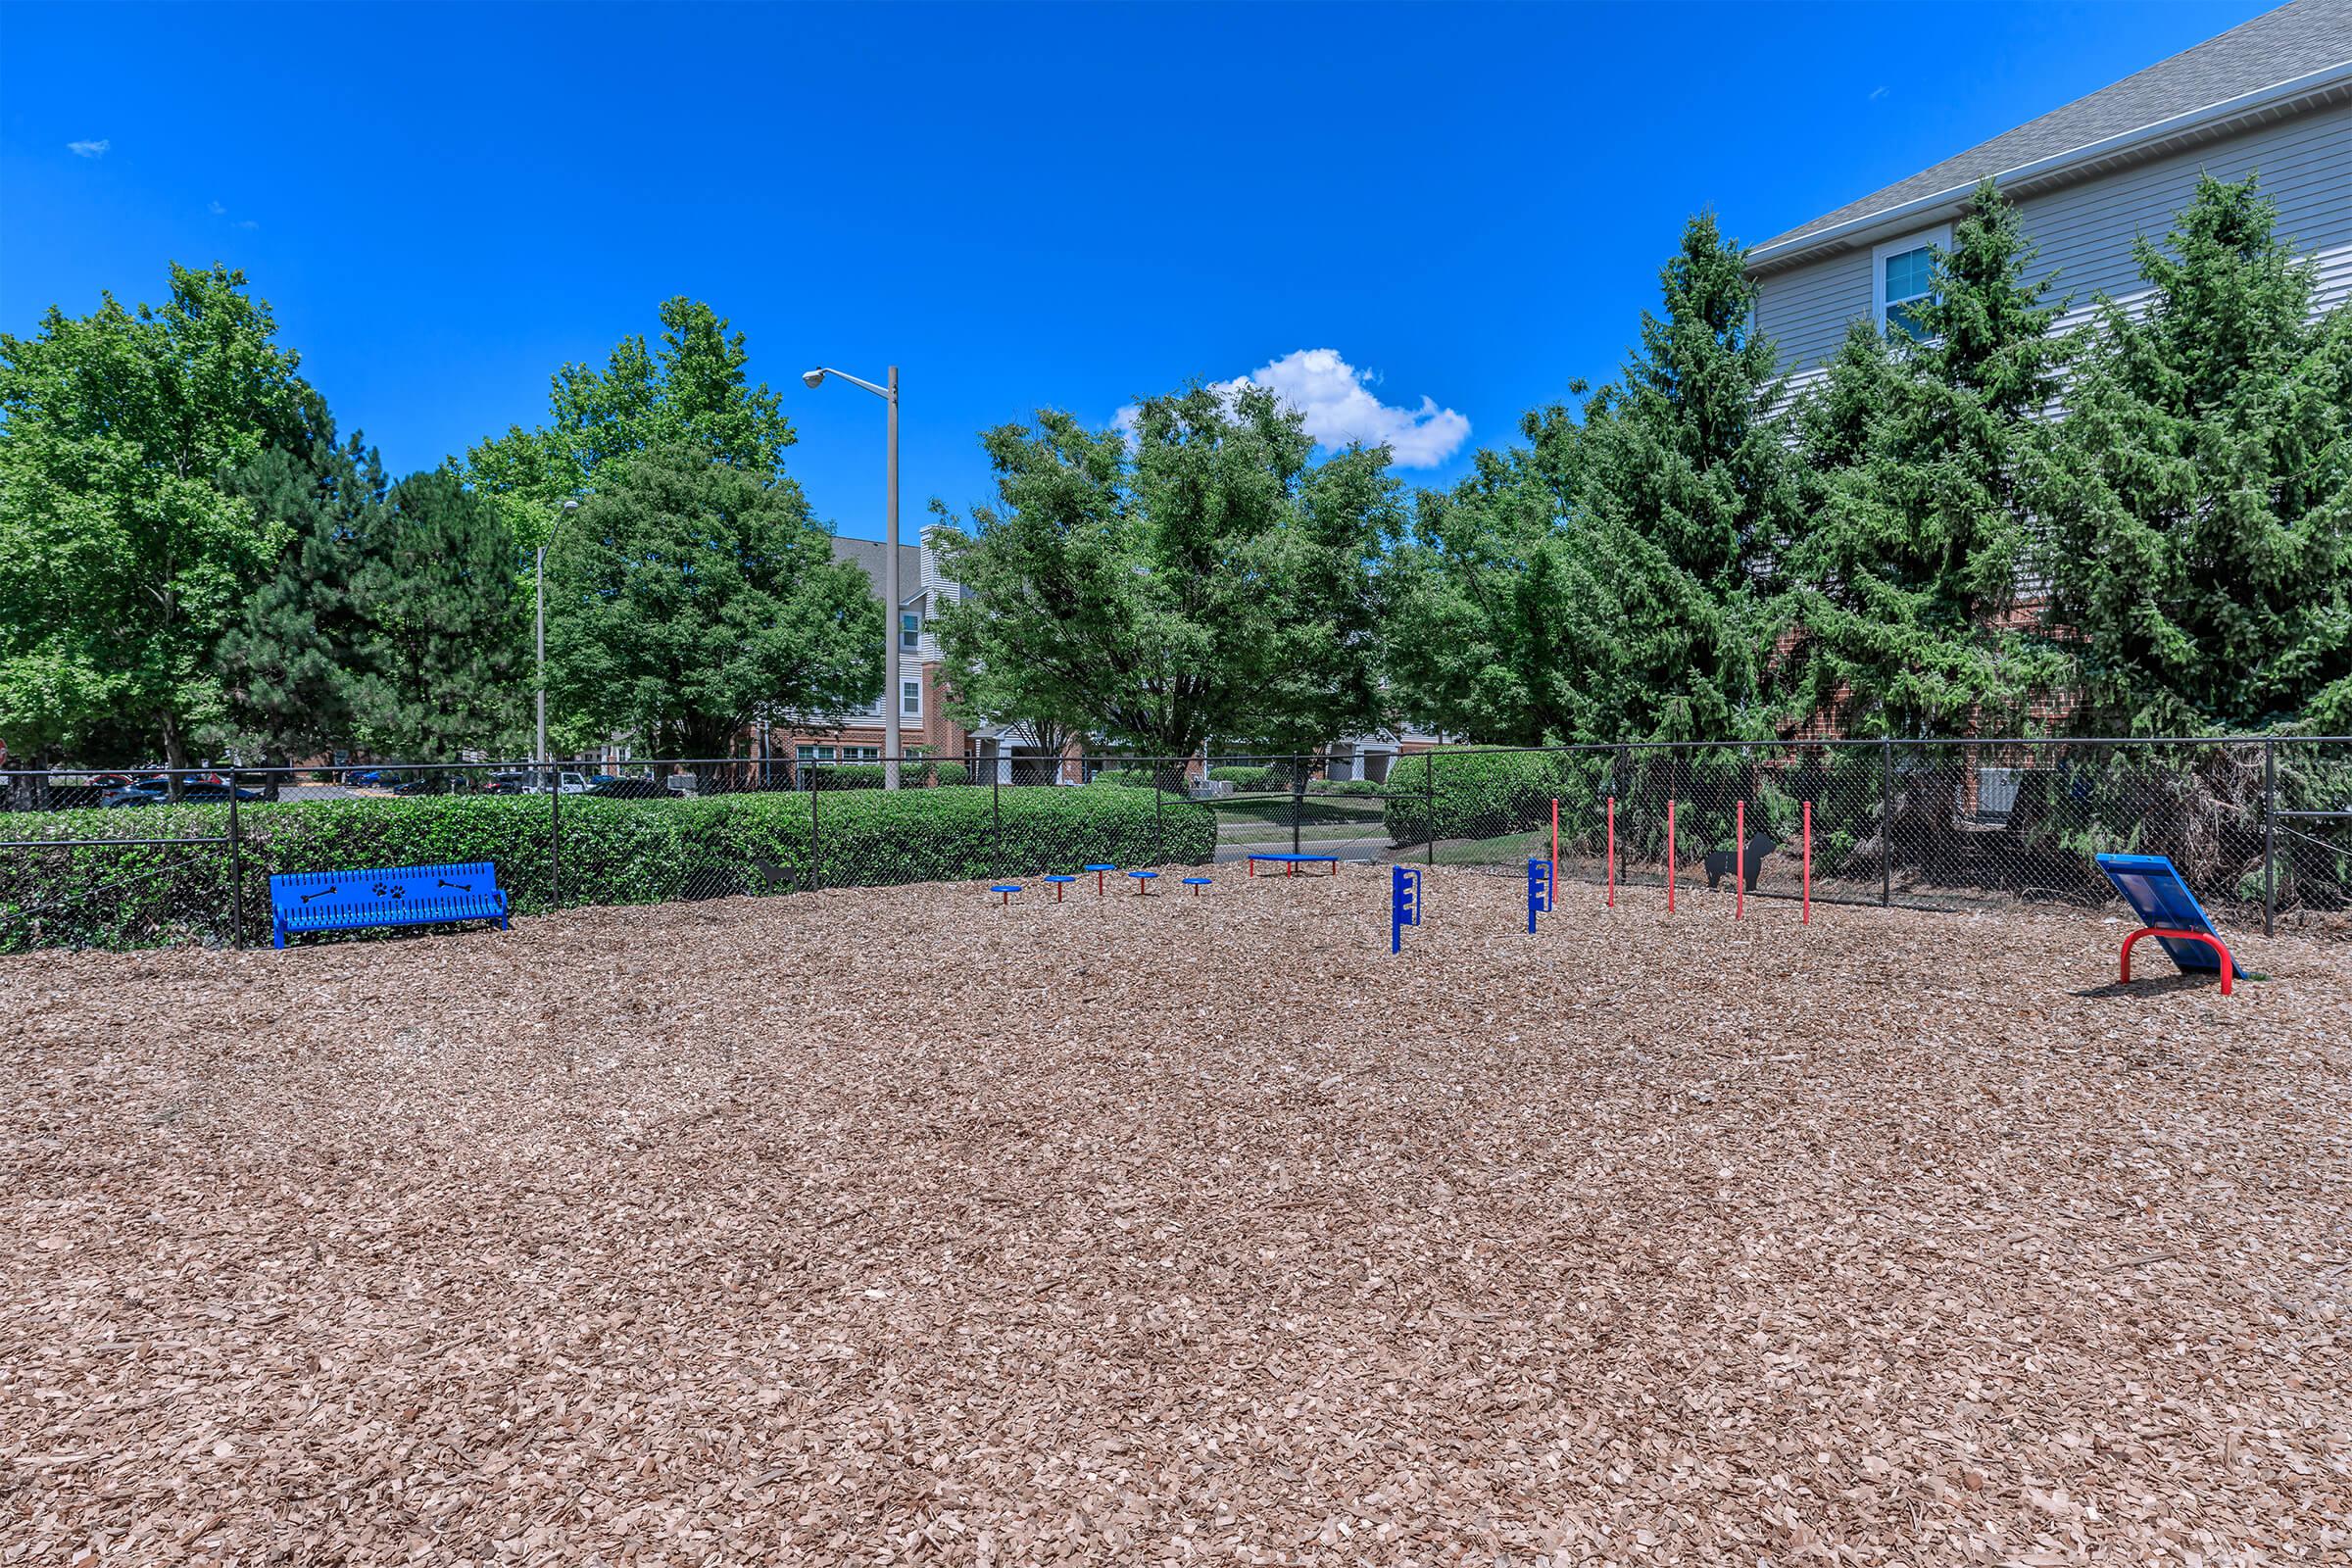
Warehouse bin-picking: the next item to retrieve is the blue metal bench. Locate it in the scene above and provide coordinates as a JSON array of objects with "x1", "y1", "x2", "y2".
[
  {"x1": 1247, "y1": 852, "x2": 1340, "y2": 877},
  {"x1": 270, "y1": 861, "x2": 511, "y2": 948}
]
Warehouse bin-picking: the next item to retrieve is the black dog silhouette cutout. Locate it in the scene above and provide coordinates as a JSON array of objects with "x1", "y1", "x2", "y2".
[{"x1": 1703, "y1": 833, "x2": 1779, "y2": 892}]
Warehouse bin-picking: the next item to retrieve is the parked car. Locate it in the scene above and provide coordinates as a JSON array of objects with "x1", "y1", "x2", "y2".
[
  {"x1": 524, "y1": 770, "x2": 592, "y2": 796},
  {"x1": 482, "y1": 771, "x2": 534, "y2": 795},
  {"x1": 585, "y1": 777, "x2": 669, "y2": 799},
  {"x1": 101, "y1": 786, "x2": 166, "y2": 808},
  {"x1": 176, "y1": 782, "x2": 264, "y2": 803}
]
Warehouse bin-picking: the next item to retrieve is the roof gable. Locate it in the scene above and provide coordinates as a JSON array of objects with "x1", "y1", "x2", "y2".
[{"x1": 1757, "y1": 0, "x2": 2352, "y2": 260}]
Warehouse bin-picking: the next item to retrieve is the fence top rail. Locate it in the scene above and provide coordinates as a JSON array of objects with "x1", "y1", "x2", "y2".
[
  {"x1": 11, "y1": 735, "x2": 2351, "y2": 784},
  {"x1": 1420, "y1": 734, "x2": 2352, "y2": 756}
]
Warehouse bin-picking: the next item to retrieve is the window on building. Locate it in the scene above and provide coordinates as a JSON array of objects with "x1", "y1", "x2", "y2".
[
  {"x1": 901, "y1": 677, "x2": 923, "y2": 718},
  {"x1": 901, "y1": 611, "x2": 921, "y2": 652},
  {"x1": 1875, "y1": 228, "x2": 1945, "y2": 341}
]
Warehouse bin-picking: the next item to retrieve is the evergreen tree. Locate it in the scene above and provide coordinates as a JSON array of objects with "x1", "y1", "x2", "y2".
[
  {"x1": 350, "y1": 469, "x2": 526, "y2": 759},
  {"x1": 1386, "y1": 214, "x2": 1792, "y2": 744},
  {"x1": 209, "y1": 391, "x2": 383, "y2": 779},
  {"x1": 1787, "y1": 179, "x2": 2069, "y2": 736},
  {"x1": 2036, "y1": 174, "x2": 2352, "y2": 732}
]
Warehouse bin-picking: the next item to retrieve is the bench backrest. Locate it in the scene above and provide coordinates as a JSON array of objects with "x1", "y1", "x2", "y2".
[{"x1": 270, "y1": 860, "x2": 508, "y2": 933}]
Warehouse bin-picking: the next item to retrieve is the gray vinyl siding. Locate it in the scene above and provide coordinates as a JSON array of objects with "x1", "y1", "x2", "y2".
[
  {"x1": 2024, "y1": 99, "x2": 2352, "y2": 330},
  {"x1": 1753, "y1": 250, "x2": 1874, "y2": 394},
  {"x1": 1753, "y1": 99, "x2": 2352, "y2": 385}
]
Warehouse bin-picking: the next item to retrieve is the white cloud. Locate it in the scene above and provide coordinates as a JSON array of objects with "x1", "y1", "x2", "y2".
[
  {"x1": 1868, "y1": 85, "x2": 1888, "y2": 102},
  {"x1": 209, "y1": 200, "x2": 227, "y2": 215},
  {"x1": 1117, "y1": 348, "x2": 1470, "y2": 468},
  {"x1": 235, "y1": 219, "x2": 259, "y2": 229},
  {"x1": 67, "y1": 138, "x2": 110, "y2": 159}
]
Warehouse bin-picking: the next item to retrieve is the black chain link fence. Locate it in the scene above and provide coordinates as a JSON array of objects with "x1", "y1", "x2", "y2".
[
  {"x1": 5, "y1": 737, "x2": 2347, "y2": 951},
  {"x1": 1389, "y1": 738, "x2": 2352, "y2": 937}
]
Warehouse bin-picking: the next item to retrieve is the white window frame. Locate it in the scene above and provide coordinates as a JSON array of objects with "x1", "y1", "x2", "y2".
[
  {"x1": 1872, "y1": 224, "x2": 1949, "y2": 339},
  {"x1": 900, "y1": 676, "x2": 923, "y2": 719},
  {"x1": 900, "y1": 611, "x2": 921, "y2": 653}
]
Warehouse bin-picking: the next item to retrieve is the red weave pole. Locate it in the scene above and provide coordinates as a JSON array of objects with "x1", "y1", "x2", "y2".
[
  {"x1": 1666, "y1": 800, "x2": 1676, "y2": 913},
  {"x1": 1606, "y1": 796, "x2": 1615, "y2": 908},
  {"x1": 1802, "y1": 800, "x2": 1812, "y2": 925},
  {"x1": 1735, "y1": 801, "x2": 1744, "y2": 920}
]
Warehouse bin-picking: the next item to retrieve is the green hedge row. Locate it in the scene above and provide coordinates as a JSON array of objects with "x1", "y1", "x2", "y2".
[
  {"x1": 0, "y1": 786, "x2": 1215, "y2": 952},
  {"x1": 1381, "y1": 749, "x2": 1582, "y2": 845},
  {"x1": 809, "y1": 760, "x2": 972, "y2": 789}
]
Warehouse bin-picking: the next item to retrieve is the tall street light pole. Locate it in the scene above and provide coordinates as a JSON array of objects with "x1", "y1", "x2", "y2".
[
  {"x1": 536, "y1": 497, "x2": 580, "y2": 778},
  {"x1": 802, "y1": 365, "x2": 902, "y2": 791}
]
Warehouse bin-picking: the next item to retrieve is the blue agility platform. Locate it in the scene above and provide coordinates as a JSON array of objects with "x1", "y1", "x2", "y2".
[
  {"x1": 1527, "y1": 857, "x2": 1553, "y2": 934},
  {"x1": 270, "y1": 861, "x2": 509, "y2": 948},
  {"x1": 2095, "y1": 852, "x2": 2243, "y2": 994},
  {"x1": 1247, "y1": 852, "x2": 1339, "y2": 877},
  {"x1": 1391, "y1": 865, "x2": 1422, "y2": 954}
]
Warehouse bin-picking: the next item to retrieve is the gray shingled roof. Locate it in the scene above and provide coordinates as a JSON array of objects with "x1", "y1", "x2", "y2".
[
  {"x1": 1760, "y1": 0, "x2": 2352, "y2": 252},
  {"x1": 829, "y1": 537, "x2": 928, "y2": 606}
]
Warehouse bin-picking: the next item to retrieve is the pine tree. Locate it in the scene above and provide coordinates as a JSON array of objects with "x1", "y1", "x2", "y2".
[
  {"x1": 2036, "y1": 173, "x2": 2352, "y2": 732},
  {"x1": 209, "y1": 391, "x2": 382, "y2": 780},
  {"x1": 350, "y1": 470, "x2": 526, "y2": 759},
  {"x1": 1788, "y1": 179, "x2": 2069, "y2": 736}
]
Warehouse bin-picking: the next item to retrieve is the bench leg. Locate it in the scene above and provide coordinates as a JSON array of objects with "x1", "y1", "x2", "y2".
[{"x1": 2121, "y1": 927, "x2": 2233, "y2": 997}]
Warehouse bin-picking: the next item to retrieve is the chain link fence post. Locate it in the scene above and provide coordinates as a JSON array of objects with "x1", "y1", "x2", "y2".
[
  {"x1": 1880, "y1": 737, "x2": 1894, "y2": 908},
  {"x1": 227, "y1": 771, "x2": 245, "y2": 948},
  {"x1": 1425, "y1": 750, "x2": 1437, "y2": 868},
  {"x1": 2263, "y1": 737, "x2": 2277, "y2": 939},
  {"x1": 808, "y1": 769, "x2": 821, "y2": 892},
  {"x1": 1292, "y1": 756, "x2": 1304, "y2": 857},
  {"x1": 549, "y1": 766, "x2": 563, "y2": 910}
]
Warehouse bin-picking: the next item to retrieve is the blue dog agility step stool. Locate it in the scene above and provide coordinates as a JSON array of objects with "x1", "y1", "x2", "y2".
[
  {"x1": 270, "y1": 861, "x2": 510, "y2": 948},
  {"x1": 2095, "y1": 852, "x2": 2243, "y2": 996}
]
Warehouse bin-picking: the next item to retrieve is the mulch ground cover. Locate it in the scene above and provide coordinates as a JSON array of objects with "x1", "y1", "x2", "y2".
[{"x1": 4, "y1": 867, "x2": 2346, "y2": 1565}]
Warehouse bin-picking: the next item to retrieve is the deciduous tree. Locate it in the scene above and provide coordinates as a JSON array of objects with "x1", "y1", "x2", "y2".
[
  {"x1": 929, "y1": 384, "x2": 1396, "y2": 760},
  {"x1": 543, "y1": 443, "x2": 880, "y2": 757},
  {"x1": 0, "y1": 263, "x2": 311, "y2": 766}
]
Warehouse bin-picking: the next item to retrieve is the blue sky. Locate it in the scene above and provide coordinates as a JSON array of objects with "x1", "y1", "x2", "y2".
[{"x1": 3, "y1": 0, "x2": 2272, "y2": 541}]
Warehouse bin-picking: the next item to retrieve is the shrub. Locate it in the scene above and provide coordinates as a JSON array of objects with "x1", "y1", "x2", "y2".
[
  {"x1": 0, "y1": 786, "x2": 1218, "y2": 952},
  {"x1": 810, "y1": 763, "x2": 886, "y2": 790},
  {"x1": 1206, "y1": 764, "x2": 1279, "y2": 791},
  {"x1": 1088, "y1": 768, "x2": 1159, "y2": 789},
  {"x1": 1381, "y1": 749, "x2": 1581, "y2": 846},
  {"x1": 1306, "y1": 778, "x2": 1384, "y2": 797}
]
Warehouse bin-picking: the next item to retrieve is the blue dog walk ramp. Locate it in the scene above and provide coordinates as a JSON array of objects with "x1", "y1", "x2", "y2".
[{"x1": 2095, "y1": 853, "x2": 2245, "y2": 979}]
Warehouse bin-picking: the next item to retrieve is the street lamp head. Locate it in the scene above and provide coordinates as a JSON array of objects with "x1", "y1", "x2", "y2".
[
  {"x1": 561, "y1": 499, "x2": 579, "y2": 512},
  {"x1": 801, "y1": 368, "x2": 826, "y2": 390}
]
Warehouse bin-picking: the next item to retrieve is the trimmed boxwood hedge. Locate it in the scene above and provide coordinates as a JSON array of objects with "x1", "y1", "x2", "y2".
[{"x1": 0, "y1": 785, "x2": 1215, "y2": 952}]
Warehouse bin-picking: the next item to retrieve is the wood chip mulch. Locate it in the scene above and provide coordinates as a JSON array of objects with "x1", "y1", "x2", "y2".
[{"x1": 3, "y1": 868, "x2": 2347, "y2": 1565}]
